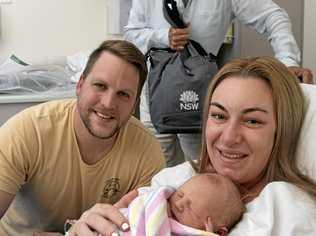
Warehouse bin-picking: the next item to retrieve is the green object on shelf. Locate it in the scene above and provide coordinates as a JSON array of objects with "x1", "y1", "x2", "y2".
[{"x1": 9, "y1": 55, "x2": 29, "y2": 66}]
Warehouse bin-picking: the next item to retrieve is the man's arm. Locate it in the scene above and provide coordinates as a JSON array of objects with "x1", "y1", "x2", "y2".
[
  {"x1": 232, "y1": 0, "x2": 313, "y2": 83},
  {"x1": 124, "y1": 0, "x2": 170, "y2": 54},
  {"x1": 0, "y1": 190, "x2": 14, "y2": 218},
  {"x1": 233, "y1": 0, "x2": 300, "y2": 66}
]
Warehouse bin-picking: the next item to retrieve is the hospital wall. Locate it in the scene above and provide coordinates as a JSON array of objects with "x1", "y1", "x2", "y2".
[
  {"x1": 303, "y1": 0, "x2": 316, "y2": 77},
  {"x1": 0, "y1": 0, "x2": 118, "y2": 64},
  {"x1": 0, "y1": 0, "x2": 315, "y2": 75}
]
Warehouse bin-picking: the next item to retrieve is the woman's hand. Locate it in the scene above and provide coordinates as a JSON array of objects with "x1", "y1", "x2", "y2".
[{"x1": 68, "y1": 190, "x2": 138, "y2": 236}]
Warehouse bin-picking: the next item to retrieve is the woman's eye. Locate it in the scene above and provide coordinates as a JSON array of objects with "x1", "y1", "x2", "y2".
[
  {"x1": 209, "y1": 113, "x2": 225, "y2": 120},
  {"x1": 244, "y1": 119, "x2": 263, "y2": 126}
]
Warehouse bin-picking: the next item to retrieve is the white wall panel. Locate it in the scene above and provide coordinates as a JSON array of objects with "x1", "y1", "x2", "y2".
[
  {"x1": 303, "y1": 0, "x2": 316, "y2": 78},
  {"x1": 0, "y1": 0, "x2": 109, "y2": 64}
]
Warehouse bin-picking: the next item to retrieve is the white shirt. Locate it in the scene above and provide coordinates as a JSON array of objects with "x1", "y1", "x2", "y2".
[
  {"x1": 151, "y1": 162, "x2": 316, "y2": 236},
  {"x1": 124, "y1": 0, "x2": 300, "y2": 66}
]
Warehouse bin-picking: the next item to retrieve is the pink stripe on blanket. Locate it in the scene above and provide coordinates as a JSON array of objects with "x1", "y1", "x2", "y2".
[
  {"x1": 146, "y1": 187, "x2": 174, "y2": 214},
  {"x1": 134, "y1": 214, "x2": 146, "y2": 236},
  {"x1": 169, "y1": 218, "x2": 216, "y2": 235},
  {"x1": 155, "y1": 217, "x2": 171, "y2": 235}
]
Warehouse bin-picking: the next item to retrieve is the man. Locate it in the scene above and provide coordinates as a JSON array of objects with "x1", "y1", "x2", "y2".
[
  {"x1": 124, "y1": 0, "x2": 314, "y2": 167},
  {"x1": 0, "y1": 40, "x2": 165, "y2": 235}
]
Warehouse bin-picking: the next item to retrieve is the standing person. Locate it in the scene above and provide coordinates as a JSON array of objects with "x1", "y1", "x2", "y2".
[
  {"x1": 69, "y1": 56, "x2": 316, "y2": 236},
  {"x1": 0, "y1": 40, "x2": 165, "y2": 235},
  {"x1": 124, "y1": 0, "x2": 314, "y2": 167}
]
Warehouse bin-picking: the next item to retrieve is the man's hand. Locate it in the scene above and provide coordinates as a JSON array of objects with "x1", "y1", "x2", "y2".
[
  {"x1": 68, "y1": 204, "x2": 129, "y2": 236},
  {"x1": 169, "y1": 26, "x2": 190, "y2": 50},
  {"x1": 68, "y1": 190, "x2": 138, "y2": 236},
  {"x1": 114, "y1": 189, "x2": 138, "y2": 209},
  {"x1": 288, "y1": 66, "x2": 314, "y2": 84}
]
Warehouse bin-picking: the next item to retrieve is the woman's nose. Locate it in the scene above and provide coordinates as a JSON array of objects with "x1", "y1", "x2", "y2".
[{"x1": 221, "y1": 121, "x2": 242, "y2": 146}]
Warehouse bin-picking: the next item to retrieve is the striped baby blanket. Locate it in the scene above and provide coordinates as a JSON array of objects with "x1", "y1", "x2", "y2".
[{"x1": 121, "y1": 186, "x2": 217, "y2": 236}]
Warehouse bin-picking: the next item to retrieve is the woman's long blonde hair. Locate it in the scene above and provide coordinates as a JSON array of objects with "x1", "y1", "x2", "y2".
[{"x1": 197, "y1": 56, "x2": 316, "y2": 199}]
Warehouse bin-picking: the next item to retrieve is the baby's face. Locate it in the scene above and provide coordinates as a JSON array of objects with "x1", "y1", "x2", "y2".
[{"x1": 168, "y1": 174, "x2": 223, "y2": 230}]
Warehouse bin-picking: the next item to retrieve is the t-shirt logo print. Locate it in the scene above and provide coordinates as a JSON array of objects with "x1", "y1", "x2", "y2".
[
  {"x1": 102, "y1": 177, "x2": 120, "y2": 199},
  {"x1": 179, "y1": 90, "x2": 199, "y2": 111}
]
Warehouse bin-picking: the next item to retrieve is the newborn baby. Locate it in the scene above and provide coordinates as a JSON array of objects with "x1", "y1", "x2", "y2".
[{"x1": 121, "y1": 173, "x2": 245, "y2": 236}]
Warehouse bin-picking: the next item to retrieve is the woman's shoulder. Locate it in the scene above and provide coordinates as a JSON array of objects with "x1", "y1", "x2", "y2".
[
  {"x1": 229, "y1": 181, "x2": 316, "y2": 236},
  {"x1": 254, "y1": 181, "x2": 315, "y2": 208},
  {"x1": 151, "y1": 161, "x2": 196, "y2": 189}
]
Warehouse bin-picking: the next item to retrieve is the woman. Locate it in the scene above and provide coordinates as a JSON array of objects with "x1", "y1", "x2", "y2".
[
  {"x1": 197, "y1": 56, "x2": 316, "y2": 201},
  {"x1": 69, "y1": 57, "x2": 316, "y2": 236}
]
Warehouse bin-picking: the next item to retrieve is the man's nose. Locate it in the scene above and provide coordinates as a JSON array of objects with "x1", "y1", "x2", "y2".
[{"x1": 100, "y1": 91, "x2": 116, "y2": 109}]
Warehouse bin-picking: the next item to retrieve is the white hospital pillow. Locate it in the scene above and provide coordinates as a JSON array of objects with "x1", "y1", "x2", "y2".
[{"x1": 296, "y1": 84, "x2": 316, "y2": 182}]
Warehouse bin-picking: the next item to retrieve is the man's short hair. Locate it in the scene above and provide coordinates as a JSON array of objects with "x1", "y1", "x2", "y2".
[{"x1": 82, "y1": 40, "x2": 148, "y2": 98}]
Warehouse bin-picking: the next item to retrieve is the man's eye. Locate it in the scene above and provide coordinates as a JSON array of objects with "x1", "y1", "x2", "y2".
[
  {"x1": 94, "y1": 83, "x2": 106, "y2": 89},
  {"x1": 118, "y1": 91, "x2": 130, "y2": 98}
]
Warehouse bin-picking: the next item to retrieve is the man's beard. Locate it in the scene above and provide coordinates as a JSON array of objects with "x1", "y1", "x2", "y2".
[{"x1": 80, "y1": 111, "x2": 121, "y2": 139}]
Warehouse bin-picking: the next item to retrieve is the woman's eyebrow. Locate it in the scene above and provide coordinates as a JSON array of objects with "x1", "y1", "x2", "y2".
[
  {"x1": 210, "y1": 102, "x2": 227, "y2": 112},
  {"x1": 242, "y1": 107, "x2": 268, "y2": 114},
  {"x1": 210, "y1": 102, "x2": 269, "y2": 114}
]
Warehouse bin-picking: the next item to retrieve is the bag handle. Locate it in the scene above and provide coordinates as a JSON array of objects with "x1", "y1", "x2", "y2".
[
  {"x1": 163, "y1": 0, "x2": 186, "y2": 28},
  {"x1": 163, "y1": 0, "x2": 217, "y2": 61}
]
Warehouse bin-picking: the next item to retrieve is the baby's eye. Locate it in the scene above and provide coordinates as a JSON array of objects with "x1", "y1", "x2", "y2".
[{"x1": 177, "y1": 191, "x2": 184, "y2": 198}]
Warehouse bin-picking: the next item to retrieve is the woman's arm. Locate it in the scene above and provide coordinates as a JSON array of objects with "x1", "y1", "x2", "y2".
[{"x1": 229, "y1": 182, "x2": 316, "y2": 236}]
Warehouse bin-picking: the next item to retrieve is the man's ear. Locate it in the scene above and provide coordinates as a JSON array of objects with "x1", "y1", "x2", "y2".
[
  {"x1": 132, "y1": 97, "x2": 140, "y2": 116},
  {"x1": 215, "y1": 226, "x2": 228, "y2": 236},
  {"x1": 76, "y1": 75, "x2": 85, "y2": 96}
]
